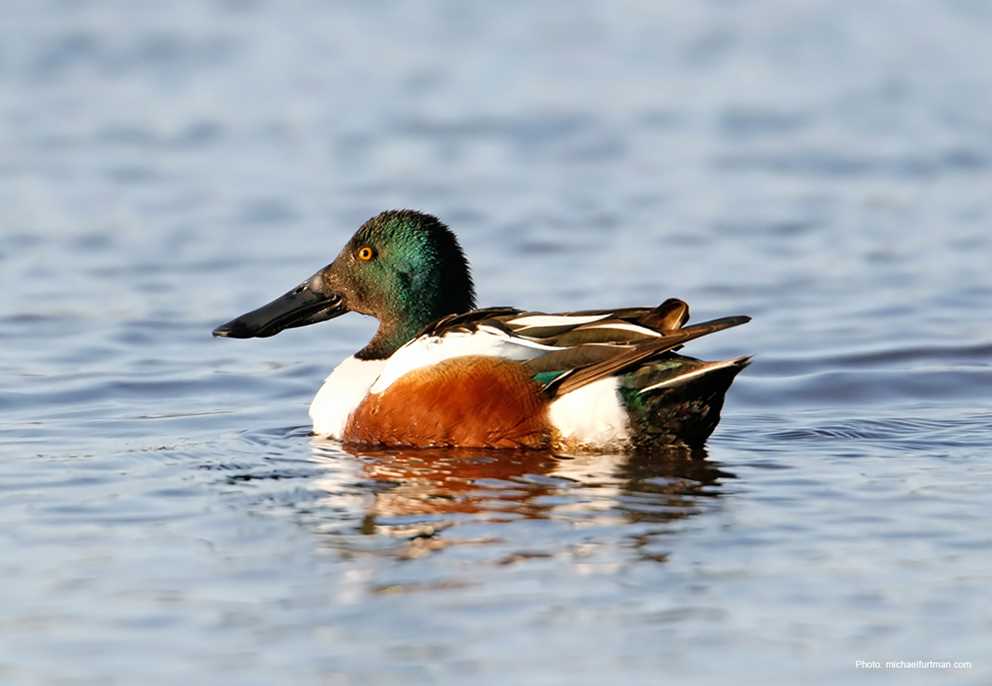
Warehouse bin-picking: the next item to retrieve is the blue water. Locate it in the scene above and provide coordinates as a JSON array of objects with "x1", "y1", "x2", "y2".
[{"x1": 2, "y1": 1, "x2": 991, "y2": 684}]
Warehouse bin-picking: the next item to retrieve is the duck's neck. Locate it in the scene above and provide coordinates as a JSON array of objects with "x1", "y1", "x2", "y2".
[
  {"x1": 355, "y1": 317, "x2": 425, "y2": 360},
  {"x1": 355, "y1": 295, "x2": 474, "y2": 360}
]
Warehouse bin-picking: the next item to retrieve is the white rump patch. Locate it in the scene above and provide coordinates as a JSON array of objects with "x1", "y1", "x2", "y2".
[
  {"x1": 507, "y1": 313, "x2": 609, "y2": 329},
  {"x1": 309, "y1": 356, "x2": 386, "y2": 438},
  {"x1": 369, "y1": 328, "x2": 563, "y2": 394},
  {"x1": 548, "y1": 377, "x2": 631, "y2": 450}
]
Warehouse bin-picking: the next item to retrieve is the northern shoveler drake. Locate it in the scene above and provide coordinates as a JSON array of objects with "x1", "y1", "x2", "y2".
[{"x1": 213, "y1": 210, "x2": 750, "y2": 451}]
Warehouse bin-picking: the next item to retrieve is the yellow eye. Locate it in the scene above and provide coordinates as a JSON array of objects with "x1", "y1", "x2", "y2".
[{"x1": 356, "y1": 245, "x2": 375, "y2": 262}]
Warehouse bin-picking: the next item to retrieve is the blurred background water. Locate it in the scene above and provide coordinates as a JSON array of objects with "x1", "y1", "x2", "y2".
[{"x1": 2, "y1": 1, "x2": 991, "y2": 684}]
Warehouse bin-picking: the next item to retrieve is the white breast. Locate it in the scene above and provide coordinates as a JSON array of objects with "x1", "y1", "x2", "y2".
[{"x1": 309, "y1": 356, "x2": 386, "y2": 438}]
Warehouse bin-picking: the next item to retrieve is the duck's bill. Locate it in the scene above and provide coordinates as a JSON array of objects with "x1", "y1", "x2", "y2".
[{"x1": 212, "y1": 277, "x2": 347, "y2": 339}]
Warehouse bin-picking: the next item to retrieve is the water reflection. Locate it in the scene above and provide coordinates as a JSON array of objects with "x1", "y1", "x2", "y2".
[{"x1": 307, "y1": 439, "x2": 734, "y2": 559}]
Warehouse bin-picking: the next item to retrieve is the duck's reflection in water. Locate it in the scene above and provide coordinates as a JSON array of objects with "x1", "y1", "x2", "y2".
[{"x1": 308, "y1": 438, "x2": 734, "y2": 561}]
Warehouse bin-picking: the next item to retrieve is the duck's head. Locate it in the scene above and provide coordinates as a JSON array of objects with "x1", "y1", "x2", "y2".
[{"x1": 213, "y1": 209, "x2": 476, "y2": 359}]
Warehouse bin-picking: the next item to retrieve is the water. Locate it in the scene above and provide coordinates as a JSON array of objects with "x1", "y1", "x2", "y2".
[{"x1": 2, "y1": 1, "x2": 991, "y2": 683}]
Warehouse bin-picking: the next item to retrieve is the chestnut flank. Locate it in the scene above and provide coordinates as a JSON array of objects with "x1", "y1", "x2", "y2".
[{"x1": 343, "y1": 356, "x2": 551, "y2": 449}]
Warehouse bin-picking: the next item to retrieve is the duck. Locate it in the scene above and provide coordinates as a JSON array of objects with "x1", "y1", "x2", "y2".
[{"x1": 213, "y1": 209, "x2": 750, "y2": 451}]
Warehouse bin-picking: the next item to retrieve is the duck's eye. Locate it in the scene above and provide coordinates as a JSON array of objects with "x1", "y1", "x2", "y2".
[{"x1": 356, "y1": 245, "x2": 376, "y2": 262}]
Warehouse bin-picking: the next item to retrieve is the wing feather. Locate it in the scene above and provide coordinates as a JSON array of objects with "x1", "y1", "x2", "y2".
[
  {"x1": 377, "y1": 298, "x2": 750, "y2": 398},
  {"x1": 541, "y1": 315, "x2": 751, "y2": 398}
]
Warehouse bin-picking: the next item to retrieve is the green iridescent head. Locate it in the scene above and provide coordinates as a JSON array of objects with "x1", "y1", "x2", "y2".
[{"x1": 213, "y1": 210, "x2": 476, "y2": 359}]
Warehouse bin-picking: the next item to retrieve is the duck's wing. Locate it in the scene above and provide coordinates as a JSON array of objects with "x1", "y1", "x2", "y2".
[
  {"x1": 537, "y1": 315, "x2": 750, "y2": 398},
  {"x1": 487, "y1": 298, "x2": 748, "y2": 398},
  {"x1": 493, "y1": 298, "x2": 691, "y2": 345},
  {"x1": 374, "y1": 299, "x2": 749, "y2": 397},
  {"x1": 417, "y1": 299, "x2": 689, "y2": 342}
]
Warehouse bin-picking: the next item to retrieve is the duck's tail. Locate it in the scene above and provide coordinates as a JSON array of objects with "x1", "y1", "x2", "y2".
[
  {"x1": 619, "y1": 354, "x2": 751, "y2": 447},
  {"x1": 634, "y1": 355, "x2": 752, "y2": 395}
]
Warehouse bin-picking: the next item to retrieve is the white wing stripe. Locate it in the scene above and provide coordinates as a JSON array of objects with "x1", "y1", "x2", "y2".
[
  {"x1": 582, "y1": 322, "x2": 662, "y2": 337},
  {"x1": 508, "y1": 314, "x2": 609, "y2": 329},
  {"x1": 503, "y1": 336, "x2": 565, "y2": 351}
]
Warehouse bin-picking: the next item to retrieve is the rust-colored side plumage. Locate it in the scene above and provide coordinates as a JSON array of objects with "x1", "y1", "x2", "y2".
[{"x1": 343, "y1": 356, "x2": 551, "y2": 449}]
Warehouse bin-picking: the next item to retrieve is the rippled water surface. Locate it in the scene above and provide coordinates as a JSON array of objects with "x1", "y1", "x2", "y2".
[{"x1": 3, "y1": 1, "x2": 991, "y2": 684}]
